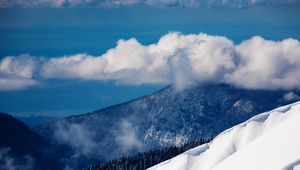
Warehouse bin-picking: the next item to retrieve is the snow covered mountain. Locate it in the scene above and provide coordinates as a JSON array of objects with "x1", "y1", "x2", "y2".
[
  {"x1": 149, "y1": 101, "x2": 300, "y2": 170},
  {"x1": 34, "y1": 83, "x2": 298, "y2": 168}
]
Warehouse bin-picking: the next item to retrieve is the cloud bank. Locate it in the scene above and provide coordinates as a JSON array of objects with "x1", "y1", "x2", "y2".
[
  {"x1": 0, "y1": 32, "x2": 300, "y2": 91},
  {"x1": 0, "y1": 0, "x2": 299, "y2": 8}
]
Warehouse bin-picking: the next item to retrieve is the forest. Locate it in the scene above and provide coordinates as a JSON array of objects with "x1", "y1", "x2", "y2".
[{"x1": 83, "y1": 138, "x2": 212, "y2": 170}]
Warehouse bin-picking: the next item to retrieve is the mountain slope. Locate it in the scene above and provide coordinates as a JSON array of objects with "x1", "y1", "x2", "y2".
[
  {"x1": 17, "y1": 115, "x2": 61, "y2": 128},
  {"x1": 149, "y1": 101, "x2": 300, "y2": 170},
  {"x1": 0, "y1": 113, "x2": 60, "y2": 170},
  {"x1": 34, "y1": 83, "x2": 297, "y2": 166}
]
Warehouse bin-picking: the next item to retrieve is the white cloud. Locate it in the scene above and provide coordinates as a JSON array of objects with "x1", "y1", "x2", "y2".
[
  {"x1": 145, "y1": 0, "x2": 199, "y2": 7},
  {"x1": 225, "y1": 36, "x2": 300, "y2": 89},
  {"x1": 52, "y1": 121, "x2": 105, "y2": 169},
  {"x1": 0, "y1": 55, "x2": 38, "y2": 79},
  {"x1": 39, "y1": 33, "x2": 236, "y2": 89},
  {"x1": 54, "y1": 121, "x2": 98, "y2": 157},
  {"x1": 0, "y1": 0, "x2": 299, "y2": 8},
  {"x1": 41, "y1": 54, "x2": 107, "y2": 80},
  {"x1": 0, "y1": 55, "x2": 40, "y2": 91},
  {"x1": 283, "y1": 91, "x2": 300, "y2": 101},
  {"x1": 0, "y1": 77, "x2": 39, "y2": 91},
  {"x1": 0, "y1": 32, "x2": 300, "y2": 91}
]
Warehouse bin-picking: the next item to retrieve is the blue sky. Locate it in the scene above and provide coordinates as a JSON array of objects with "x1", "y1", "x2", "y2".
[{"x1": 0, "y1": 2, "x2": 300, "y2": 116}]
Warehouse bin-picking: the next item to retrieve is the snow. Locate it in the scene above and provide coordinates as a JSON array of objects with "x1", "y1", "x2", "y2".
[{"x1": 149, "y1": 101, "x2": 300, "y2": 170}]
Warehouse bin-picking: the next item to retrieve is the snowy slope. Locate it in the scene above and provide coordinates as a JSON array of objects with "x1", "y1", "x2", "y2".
[{"x1": 149, "y1": 101, "x2": 300, "y2": 170}]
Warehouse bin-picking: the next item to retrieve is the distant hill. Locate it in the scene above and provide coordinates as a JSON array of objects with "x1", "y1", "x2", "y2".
[{"x1": 34, "y1": 83, "x2": 298, "y2": 168}]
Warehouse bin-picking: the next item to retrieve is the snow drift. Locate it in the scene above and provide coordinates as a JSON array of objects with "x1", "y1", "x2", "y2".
[{"x1": 149, "y1": 101, "x2": 300, "y2": 170}]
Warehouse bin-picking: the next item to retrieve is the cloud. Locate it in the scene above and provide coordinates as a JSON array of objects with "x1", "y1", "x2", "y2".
[
  {"x1": 40, "y1": 33, "x2": 237, "y2": 89},
  {"x1": 1, "y1": 32, "x2": 300, "y2": 91},
  {"x1": 0, "y1": 77, "x2": 39, "y2": 91},
  {"x1": 0, "y1": 148, "x2": 34, "y2": 170},
  {"x1": 225, "y1": 36, "x2": 300, "y2": 89},
  {"x1": 145, "y1": 0, "x2": 199, "y2": 8},
  {"x1": 114, "y1": 120, "x2": 144, "y2": 152},
  {"x1": 0, "y1": 0, "x2": 299, "y2": 8},
  {"x1": 283, "y1": 92, "x2": 300, "y2": 101},
  {"x1": 0, "y1": 55, "x2": 40, "y2": 91},
  {"x1": 53, "y1": 121, "x2": 98, "y2": 157},
  {"x1": 0, "y1": 55, "x2": 38, "y2": 79},
  {"x1": 51, "y1": 119, "x2": 144, "y2": 163}
]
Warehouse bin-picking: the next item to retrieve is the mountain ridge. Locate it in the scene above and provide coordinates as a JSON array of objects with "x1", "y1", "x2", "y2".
[{"x1": 0, "y1": 113, "x2": 60, "y2": 170}]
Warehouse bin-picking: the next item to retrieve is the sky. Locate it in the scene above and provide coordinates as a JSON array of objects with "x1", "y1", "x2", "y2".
[{"x1": 0, "y1": 0, "x2": 300, "y2": 116}]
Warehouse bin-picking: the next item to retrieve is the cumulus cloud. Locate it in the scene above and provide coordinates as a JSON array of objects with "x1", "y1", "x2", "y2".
[
  {"x1": 0, "y1": 0, "x2": 299, "y2": 8},
  {"x1": 1, "y1": 32, "x2": 300, "y2": 91},
  {"x1": 40, "y1": 33, "x2": 236, "y2": 90},
  {"x1": 225, "y1": 36, "x2": 300, "y2": 89},
  {"x1": 145, "y1": 0, "x2": 199, "y2": 8},
  {"x1": 0, "y1": 55, "x2": 40, "y2": 91}
]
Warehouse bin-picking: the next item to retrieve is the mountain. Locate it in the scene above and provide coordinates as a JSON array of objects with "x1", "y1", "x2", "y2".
[
  {"x1": 34, "y1": 83, "x2": 298, "y2": 167},
  {"x1": 17, "y1": 115, "x2": 61, "y2": 128},
  {"x1": 149, "y1": 101, "x2": 300, "y2": 170},
  {"x1": 84, "y1": 138, "x2": 211, "y2": 170},
  {"x1": 0, "y1": 113, "x2": 60, "y2": 170}
]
